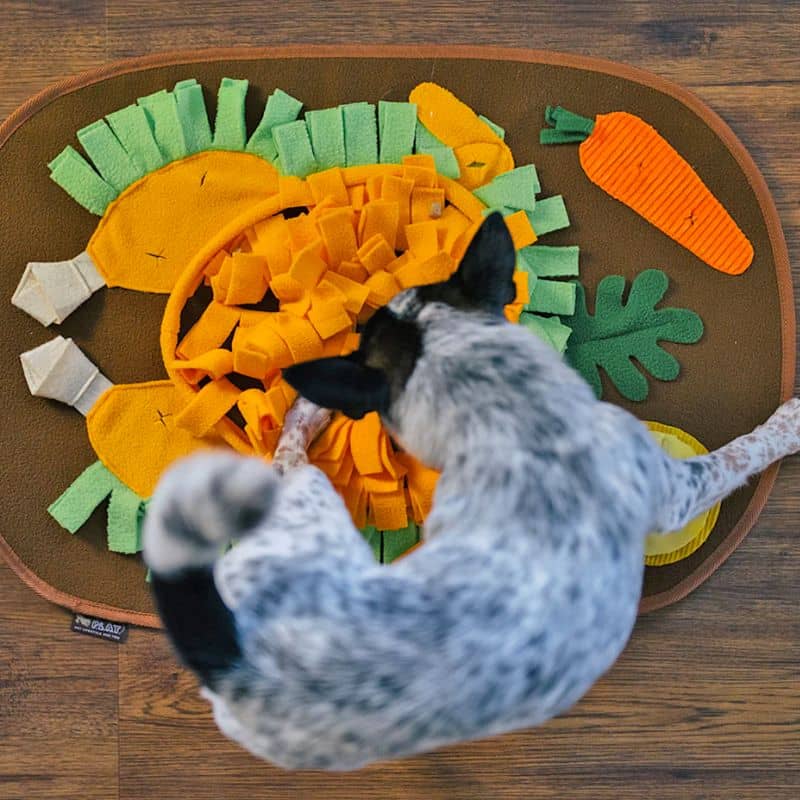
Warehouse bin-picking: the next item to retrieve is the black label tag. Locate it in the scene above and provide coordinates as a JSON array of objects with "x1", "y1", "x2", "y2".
[{"x1": 71, "y1": 613, "x2": 128, "y2": 643}]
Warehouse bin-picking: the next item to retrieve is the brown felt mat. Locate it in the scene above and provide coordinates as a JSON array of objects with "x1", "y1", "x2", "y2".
[{"x1": 0, "y1": 47, "x2": 793, "y2": 627}]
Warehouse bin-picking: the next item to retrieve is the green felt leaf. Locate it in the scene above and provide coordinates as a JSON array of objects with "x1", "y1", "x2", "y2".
[
  {"x1": 414, "y1": 120, "x2": 441, "y2": 151},
  {"x1": 526, "y1": 195, "x2": 569, "y2": 236},
  {"x1": 562, "y1": 269, "x2": 704, "y2": 402},
  {"x1": 519, "y1": 245, "x2": 579, "y2": 278},
  {"x1": 49, "y1": 461, "x2": 146, "y2": 555},
  {"x1": 107, "y1": 484, "x2": 146, "y2": 554},
  {"x1": 106, "y1": 104, "x2": 166, "y2": 173}
]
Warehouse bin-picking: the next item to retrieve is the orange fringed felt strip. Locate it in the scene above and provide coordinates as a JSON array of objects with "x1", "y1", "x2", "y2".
[{"x1": 159, "y1": 138, "x2": 535, "y2": 531}]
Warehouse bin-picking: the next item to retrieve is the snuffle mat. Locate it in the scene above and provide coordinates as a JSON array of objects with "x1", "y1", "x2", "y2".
[{"x1": 0, "y1": 47, "x2": 792, "y2": 626}]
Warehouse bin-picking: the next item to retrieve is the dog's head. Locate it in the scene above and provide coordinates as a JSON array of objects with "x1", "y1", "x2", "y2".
[{"x1": 282, "y1": 212, "x2": 517, "y2": 453}]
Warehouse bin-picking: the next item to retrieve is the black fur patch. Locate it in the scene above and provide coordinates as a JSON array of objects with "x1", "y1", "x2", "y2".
[
  {"x1": 151, "y1": 568, "x2": 241, "y2": 689},
  {"x1": 419, "y1": 212, "x2": 516, "y2": 315}
]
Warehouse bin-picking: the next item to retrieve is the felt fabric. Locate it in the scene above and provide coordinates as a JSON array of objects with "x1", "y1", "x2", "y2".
[
  {"x1": 409, "y1": 81, "x2": 514, "y2": 187},
  {"x1": 526, "y1": 278, "x2": 576, "y2": 316},
  {"x1": 503, "y1": 210, "x2": 537, "y2": 249},
  {"x1": 272, "y1": 119, "x2": 319, "y2": 177},
  {"x1": 541, "y1": 106, "x2": 754, "y2": 276},
  {"x1": 359, "y1": 200, "x2": 400, "y2": 249},
  {"x1": 519, "y1": 244, "x2": 580, "y2": 277},
  {"x1": 87, "y1": 380, "x2": 214, "y2": 497},
  {"x1": 359, "y1": 525, "x2": 383, "y2": 561},
  {"x1": 48, "y1": 146, "x2": 117, "y2": 215},
  {"x1": 414, "y1": 121, "x2": 461, "y2": 179},
  {"x1": 174, "y1": 78, "x2": 213, "y2": 154},
  {"x1": 77, "y1": 119, "x2": 143, "y2": 192},
  {"x1": 306, "y1": 107, "x2": 346, "y2": 171},
  {"x1": 211, "y1": 77, "x2": 249, "y2": 151},
  {"x1": 87, "y1": 150, "x2": 279, "y2": 293},
  {"x1": 563, "y1": 269, "x2": 704, "y2": 402},
  {"x1": 473, "y1": 164, "x2": 540, "y2": 211},
  {"x1": 106, "y1": 104, "x2": 166, "y2": 174},
  {"x1": 177, "y1": 301, "x2": 242, "y2": 359},
  {"x1": 48, "y1": 461, "x2": 122, "y2": 534},
  {"x1": 137, "y1": 89, "x2": 188, "y2": 162},
  {"x1": 644, "y1": 421, "x2": 721, "y2": 566},
  {"x1": 527, "y1": 195, "x2": 570, "y2": 236},
  {"x1": 378, "y1": 101, "x2": 417, "y2": 164},
  {"x1": 307, "y1": 168, "x2": 350, "y2": 206},
  {"x1": 317, "y1": 206, "x2": 358, "y2": 265},
  {"x1": 519, "y1": 312, "x2": 573, "y2": 354},
  {"x1": 247, "y1": 88, "x2": 303, "y2": 160},
  {"x1": 49, "y1": 461, "x2": 146, "y2": 555},
  {"x1": 12, "y1": 250, "x2": 105, "y2": 326},
  {"x1": 478, "y1": 113, "x2": 506, "y2": 140},
  {"x1": 106, "y1": 484, "x2": 146, "y2": 554},
  {"x1": 341, "y1": 102, "x2": 378, "y2": 166},
  {"x1": 382, "y1": 522, "x2": 421, "y2": 563},
  {"x1": 20, "y1": 336, "x2": 113, "y2": 415},
  {"x1": 0, "y1": 50, "x2": 791, "y2": 625}
]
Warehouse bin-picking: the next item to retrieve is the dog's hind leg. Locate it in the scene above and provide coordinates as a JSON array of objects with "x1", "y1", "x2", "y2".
[{"x1": 653, "y1": 398, "x2": 800, "y2": 533}]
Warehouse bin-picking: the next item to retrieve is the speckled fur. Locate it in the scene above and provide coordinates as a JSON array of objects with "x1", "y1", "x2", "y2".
[{"x1": 144, "y1": 216, "x2": 800, "y2": 771}]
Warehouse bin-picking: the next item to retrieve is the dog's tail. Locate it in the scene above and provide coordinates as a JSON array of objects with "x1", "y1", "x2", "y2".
[{"x1": 142, "y1": 453, "x2": 279, "y2": 689}]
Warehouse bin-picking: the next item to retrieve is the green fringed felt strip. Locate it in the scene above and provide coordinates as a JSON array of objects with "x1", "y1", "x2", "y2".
[
  {"x1": 413, "y1": 120, "x2": 460, "y2": 178},
  {"x1": 360, "y1": 522, "x2": 421, "y2": 563},
  {"x1": 48, "y1": 461, "x2": 147, "y2": 554},
  {"x1": 378, "y1": 101, "x2": 418, "y2": 164},
  {"x1": 306, "y1": 107, "x2": 347, "y2": 171}
]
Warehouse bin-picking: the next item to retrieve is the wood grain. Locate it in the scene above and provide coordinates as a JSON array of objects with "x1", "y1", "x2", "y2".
[
  {"x1": 0, "y1": 1, "x2": 798, "y2": 798},
  {"x1": 0, "y1": 562, "x2": 118, "y2": 800}
]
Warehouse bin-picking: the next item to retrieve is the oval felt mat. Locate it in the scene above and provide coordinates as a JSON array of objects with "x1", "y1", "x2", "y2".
[{"x1": 0, "y1": 46, "x2": 793, "y2": 627}]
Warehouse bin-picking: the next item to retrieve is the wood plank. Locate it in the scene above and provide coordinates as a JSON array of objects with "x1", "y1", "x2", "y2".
[
  {"x1": 0, "y1": 0, "x2": 106, "y2": 119},
  {"x1": 0, "y1": 562, "x2": 119, "y2": 800},
  {"x1": 118, "y1": 583, "x2": 799, "y2": 800}
]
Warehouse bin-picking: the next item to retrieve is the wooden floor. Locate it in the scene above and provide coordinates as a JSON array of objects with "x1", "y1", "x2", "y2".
[{"x1": 1, "y1": 1, "x2": 799, "y2": 798}]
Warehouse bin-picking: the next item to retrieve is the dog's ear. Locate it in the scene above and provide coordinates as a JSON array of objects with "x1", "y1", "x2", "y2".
[
  {"x1": 282, "y1": 355, "x2": 391, "y2": 420},
  {"x1": 456, "y1": 211, "x2": 517, "y2": 313}
]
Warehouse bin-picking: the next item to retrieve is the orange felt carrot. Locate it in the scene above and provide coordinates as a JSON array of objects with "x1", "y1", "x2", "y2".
[{"x1": 541, "y1": 106, "x2": 753, "y2": 275}]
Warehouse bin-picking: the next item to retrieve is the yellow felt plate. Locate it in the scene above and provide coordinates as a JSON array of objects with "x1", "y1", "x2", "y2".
[{"x1": 644, "y1": 421, "x2": 721, "y2": 566}]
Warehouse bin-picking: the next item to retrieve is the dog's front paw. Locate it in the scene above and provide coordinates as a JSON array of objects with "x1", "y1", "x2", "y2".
[{"x1": 143, "y1": 451, "x2": 279, "y2": 575}]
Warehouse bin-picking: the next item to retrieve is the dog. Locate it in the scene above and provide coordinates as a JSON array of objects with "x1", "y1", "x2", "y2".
[{"x1": 143, "y1": 213, "x2": 800, "y2": 770}]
